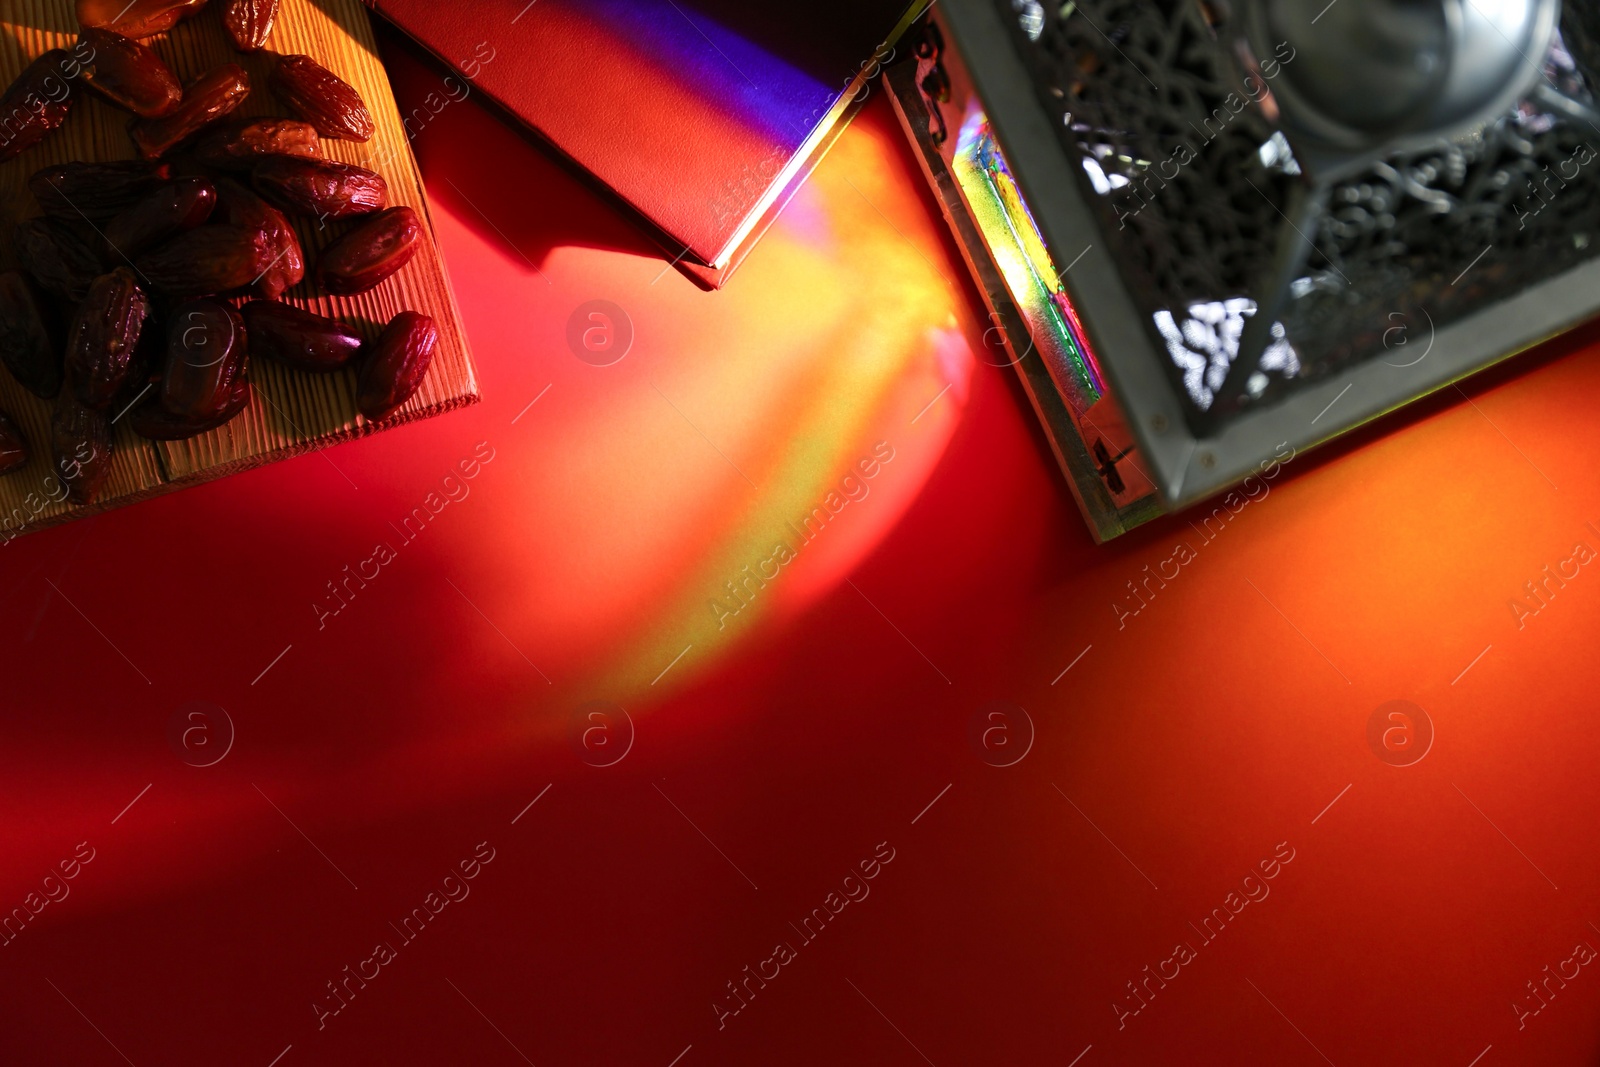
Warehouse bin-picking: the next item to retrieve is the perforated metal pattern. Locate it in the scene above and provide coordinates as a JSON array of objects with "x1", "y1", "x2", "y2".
[{"x1": 999, "y1": 0, "x2": 1600, "y2": 425}]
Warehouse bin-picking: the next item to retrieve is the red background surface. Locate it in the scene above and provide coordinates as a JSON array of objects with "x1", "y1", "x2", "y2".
[{"x1": 5, "y1": 21, "x2": 1600, "y2": 1067}]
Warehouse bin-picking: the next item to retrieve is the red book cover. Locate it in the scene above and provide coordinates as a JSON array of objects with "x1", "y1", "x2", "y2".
[{"x1": 364, "y1": 0, "x2": 928, "y2": 285}]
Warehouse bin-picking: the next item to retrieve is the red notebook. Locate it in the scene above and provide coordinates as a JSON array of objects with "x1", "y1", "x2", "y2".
[{"x1": 363, "y1": 0, "x2": 929, "y2": 287}]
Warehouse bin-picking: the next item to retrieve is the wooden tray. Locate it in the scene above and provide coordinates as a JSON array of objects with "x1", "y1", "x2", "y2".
[{"x1": 0, "y1": 0, "x2": 479, "y2": 540}]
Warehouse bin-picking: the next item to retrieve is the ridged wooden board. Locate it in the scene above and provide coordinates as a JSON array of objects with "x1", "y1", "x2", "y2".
[{"x1": 0, "y1": 0, "x2": 478, "y2": 539}]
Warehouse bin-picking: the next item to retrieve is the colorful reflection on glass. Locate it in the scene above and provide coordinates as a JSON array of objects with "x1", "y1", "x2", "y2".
[{"x1": 951, "y1": 105, "x2": 1105, "y2": 407}]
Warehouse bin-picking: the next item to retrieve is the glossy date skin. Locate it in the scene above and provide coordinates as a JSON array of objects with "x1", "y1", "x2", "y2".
[
  {"x1": 79, "y1": 28, "x2": 181, "y2": 117},
  {"x1": 211, "y1": 178, "x2": 304, "y2": 300},
  {"x1": 160, "y1": 300, "x2": 248, "y2": 422},
  {"x1": 252, "y1": 157, "x2": 386, "y2": 220},
  {"x1": 128, "y1": 64, "x2": 251, "y2": 159},
  {"x1": 103, "y1": 177, "x2": 217, "y2": 259},
  {"x1": 0, "y1": 411, "x2": 29, "y2": 474},
  {"x1": 317, "y1": 207, "x2": 420, "y2": 295},
  {"x1": 136, "y1": 224, "x2": 275, "y2": 298},
  {"x1": 113, "y1": 308, "x2": 164, "y2": 413},
  {"x1": 51, "y1": 391, "x2": 113, "y2": 505},
  {"x1": 241, "y1": 300, "x2": 362, "y2": 372},
  {"x1": 76, "y1": 0, "x2": 210, "y2": 39},
  {"x1": 66, "y1": 268, "x2": 151, "y2": 410},
  {"x1": 0, "y1": 49, "x2": 82, "y2": 163},
  {"x1": 4, "y1": 38, "x2": 447, "y2": 489},
  {"x1": 16, "y1": 217, "x2": 105, "y2": 305},
  {"x1": 223, "y1": 0, "x2": 281, "y2": 52},
  {"x1": 191, "y1": 117, "x2": 317, "y2": 171},
  {"x1": 30, "y1": 160, "x2": 172, "y2": 222},
  {"x1": 0, "y1": 271, "x2": 65, "y2": 400},
  {"x1": 357, "y1": 311, "x2": 436, "y2": 421},
  {"x1": 131, "y1": 377, "x2": 250, "y2": 440},
  {"x1": 269, "y1": 54, "x2": 373, "y2": 141}
]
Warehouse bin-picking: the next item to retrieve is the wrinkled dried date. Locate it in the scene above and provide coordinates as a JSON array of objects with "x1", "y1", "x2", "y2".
[
  {"x1": 212, "y1": 179, "x2": 304, "y2": 299},
  {"x1": 76, "y1": 0, "x2": 209, "y2": 38},
  {"x1": 269, "y1": 54, "x2": 373, "y2": 141},
  {"x1": 241, "y1": 301, "x2": 362, "y2": 372},
  {"x1": 128, "y1": 64, "x2": 251, "y2": 159},
  {"x1": 252, "y1": 157, "x2": 386, "y2": 220},
  {"x1": 161, "y1": 299, "x2": 248, "y2": 422},
  {"x1": 112, "y1": 307, "x2": 164, "y2": 413},
  {"x1": 132, "y1": 377, "x2": 250, "y2": 440},
  {"x1": 136, "y1": 224, "x2": 275, "y2": 298},
  {"x1": 66, "y1": 268, "x2": 151, "y2": 410},
  {"x1": 79, "y1": 28, "x2": 181, "y2": 117},
  {"x1": 357, "y1": 311, "x2": 436, "y2": 421},
  {"x1": 16, "y1": 217, "x2": 105, "y2": 305},
  {"x1": 30, "y1": 160, "x2": 172, "y2": 222},
  {"x1": 191, "y1": 117, "x2": 317, "y2": 171},
  {"x1": 5, "y1": 29, "x2": 444, "y2": 492},
  {"x1": 0, "y1": 49, "x2": 81, "y2": 163},
  {"x1": 104, "y1": 177, "x2": 217, "y2": 259},
  {"x1": 223, "y1": 0, "x2": 280, "y2": 52},
  {"x1": 0, "y1": 411, "x2": 29, "y2": 474},
  {"x1": 0, "y1": 271, "x2": 64, "y2": 400},
  {"x1": 317, "y1": 207, "x2": 421, "y2": 295},
  {"x1": 51, "y1": 392, "x2": 113, "y2": 504}
]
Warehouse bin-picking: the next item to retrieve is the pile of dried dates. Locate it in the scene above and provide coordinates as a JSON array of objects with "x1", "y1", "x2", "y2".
[{"x1": 0, "y1": 0, "x2": 438, "y2": 507}]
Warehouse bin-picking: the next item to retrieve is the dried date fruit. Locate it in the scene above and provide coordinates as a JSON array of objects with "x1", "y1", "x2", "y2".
[
  {"x1": 160, "y1": 300, "x2": 247, "y2": 421},
  {"x1": 241, "y1": 301, "x2": 362, "y2": 372},
  {"x1": 0, "y1": 50, "x2": 81, "y2": 163},
  {"x1": 51, "y1": 392, "x2": 112, "y2": 505},
  {"x1": 191, "y1": 117, "x2": 317, "y2": 171},
  {"x1": 128, "y1": 64, "x2": 251, "y2": 160},
  {"x1": 269, "y1": 54, "x2": 374, "y2": 142},
  {"x1": 357, "y1": 311, "x2": 436, "y2": 421},
  {"x1": 0, "y1": 271, "x2": 65, "y2": 400},
  {"x1": 0, "y1": 411, "x2": 29, "y2": 474},
  {"x1": 79, "y1": 28, "x2": 181, "y2": 118},
  {"x1": 131, "y1": 377, "x2": 249, "y2": 439},
  {"x1": 66, "y1": 268, "x2": 151, "y2": 410},
  {"x1": 252, "y1": 156, "x2": 386, "y2": 220},
  {"x1": 136, "y1": 224, "x2": 275, "y2": 298},
  {"x1": 317, "y1": 207, "x2": 421, "y2": 295},
  {"x1": 111, "y1": 308, "x2": 163, "y2": 414},
  {"x1": 212, "y1": 179, "x2": 303, "y2": 299},
  {"x1": 16, "y1": 218, "x2": 105, "y2": 305},
  {"x1": 103, "y1": 177, "x2": 217, "y2": 260},
  {"x1": 30, "y1": 161, "x2": 172, "y2": 222},
  {"x1": 223, "y1": 0, "x2": 280, "y2": 52},
  {"x1": 76, "y1": 0, "x2": 210, "y2": 39}
]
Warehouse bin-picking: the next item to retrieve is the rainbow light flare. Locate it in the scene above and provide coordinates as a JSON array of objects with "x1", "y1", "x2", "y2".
[
  {"x1": 426, "y1": 100, "x2": 979, "y2": 737},
  {"x1": 951, "y1": 104, "x2": 1106, "y2": 405}
]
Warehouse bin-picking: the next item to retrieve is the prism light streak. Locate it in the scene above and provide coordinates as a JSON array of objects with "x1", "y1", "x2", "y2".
[{"x1": 952, "y1": 105, "x2": 1105, "y2": 402}]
